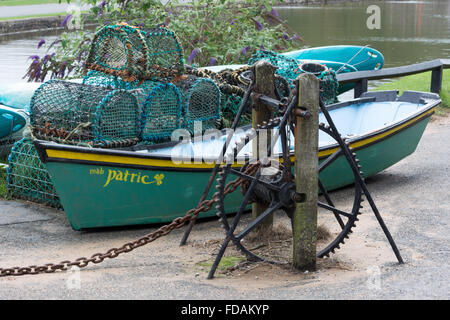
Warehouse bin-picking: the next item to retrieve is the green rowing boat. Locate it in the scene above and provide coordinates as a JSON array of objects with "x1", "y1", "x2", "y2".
[{"x1": 34, "y1": 91, "x2": 440, "y2": 230}]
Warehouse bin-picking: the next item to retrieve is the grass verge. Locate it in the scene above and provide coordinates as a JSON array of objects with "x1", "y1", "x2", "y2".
[
  {"x1": 0, "y1": 12, "x2": 67, "y2": 21},
  {"x1": 0, "y1": 0, "x2": 61, "y2": 7},
  {"x1": 0, "y1": 155, "x2": 8, "y2": 199},
  {"x1": 375, "y1": 70, "x2": 450, "y2": 115}
]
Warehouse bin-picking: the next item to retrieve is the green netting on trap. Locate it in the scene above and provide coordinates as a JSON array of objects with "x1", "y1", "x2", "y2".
[
  {"x1": 83, "y1": 71, "x2": 182, "y2": 143},
  {"x1": 83, "y1": 70, "x2": 140, "y2": 90},
  {"x1": 248, "y1": 50, "x2": 339, "y2": 105},
  {"x1": 141, "y1": 82, "x2": 182, "y2": 142},
  {"x1": 30, "y1": 80, "x2": 141, "y2": 146},
  {"x1": 7, "y1": 138, "x2": 61, "y2": 208},
  {"x1": 86, "y1": 24, "x2": 185, "y2": 83},
  {"x1": 220, "y1": 93, "x2": 251, "y2": 128},
  {"x1": 174, "y1": 75, "x2": 221, "y2": 134}
]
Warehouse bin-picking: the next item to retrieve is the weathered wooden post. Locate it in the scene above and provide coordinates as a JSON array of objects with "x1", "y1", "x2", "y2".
[
  {"x1": 430, "y1": 65, "x2": 443, "y2": 94},
  {"x1": 293, "y1": 73, "x2": 320, "y2": 271},
  {"x1": 252, "y1": 60, "x2": 277, "y2": 232}
]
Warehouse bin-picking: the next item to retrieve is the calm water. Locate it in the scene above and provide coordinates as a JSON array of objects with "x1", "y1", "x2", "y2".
[
  {"x1": 0, "y1": 0, "x2": 448, "y2": 84},
  {"x1": 278, "y1": 0, "x2": 449, "y2": 67}
]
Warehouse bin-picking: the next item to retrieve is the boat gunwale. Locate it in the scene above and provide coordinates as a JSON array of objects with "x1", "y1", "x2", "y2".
[{"x1": 34, "y1": 92, "x2": 441, "y2": 171}]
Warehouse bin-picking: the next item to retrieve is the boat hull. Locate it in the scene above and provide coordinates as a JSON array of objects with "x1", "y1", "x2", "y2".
[{"x1": 36, "y1": 94, "x2": 436, "y2": 230}]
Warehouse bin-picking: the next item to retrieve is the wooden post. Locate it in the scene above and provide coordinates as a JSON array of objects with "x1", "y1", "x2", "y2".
[
  {"x1": 252, "y1": 60, "x2": 276, "y2": 232},
  {"x1": 293, "y1": 73, "x2": 320, "y2": 271},
  {"x1": 430, "y1": 66, "x2": 443, "y2": 94},
  {"x1": 354, "y1": 78, "x2": 368, "y2": 98}
]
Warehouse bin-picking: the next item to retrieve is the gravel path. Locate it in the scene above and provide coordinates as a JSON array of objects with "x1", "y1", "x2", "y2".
[{"x1": 0, "y1": 115, "x2": 448, "y2": 300}]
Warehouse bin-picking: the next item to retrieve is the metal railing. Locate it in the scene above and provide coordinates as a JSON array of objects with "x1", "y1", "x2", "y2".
[{"x1": 336, "y1": 58, "x2": 450, "y2": 98}]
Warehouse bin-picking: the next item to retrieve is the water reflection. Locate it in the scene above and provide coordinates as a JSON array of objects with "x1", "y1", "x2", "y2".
[
  {"x1": 0, "y1": 30, "x2": 59, "y2": 83},
  {"x1": 278, "y1": 0, "x2": 450, "y2": 67}
]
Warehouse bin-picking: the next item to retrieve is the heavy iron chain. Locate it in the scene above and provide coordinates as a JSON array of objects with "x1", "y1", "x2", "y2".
[{"x1": 0, "y1": 165, "x2": 260, "y2": 277}]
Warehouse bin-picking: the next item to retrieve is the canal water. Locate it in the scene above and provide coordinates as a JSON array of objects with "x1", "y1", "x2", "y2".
[{"x1": 0, "y1": 0, "x2": 448, "y2": 84}]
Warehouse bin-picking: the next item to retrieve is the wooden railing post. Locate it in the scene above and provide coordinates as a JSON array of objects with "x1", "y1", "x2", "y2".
[
  {"x1": 293, "y1": 73, "x2": 320, "y2": 271},
  {"x1": 354, "y1": 78, "x2": 368, "y2": 98},
  {"x1": 252, "y1": 60, "x2": 276, "y2": 232},
  {"x1": 430, "y1": 66, "x2": 443, "y2": 94}
]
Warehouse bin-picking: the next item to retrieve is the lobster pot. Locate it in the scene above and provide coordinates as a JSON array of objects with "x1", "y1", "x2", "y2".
[
  {"x1": 30, "y1": 80, "x2": 141, "y2": 146},
  {"x1": 83, "y1": 71, "x2": 183, "y2": 143},
  {"x1": 248, "y1": 50, "x2": 339, "y2": 105},
  {"x1": 175, "y1": 75, "x2": 221, "y2": 134},
  {"x1": 248, "y1": 50, "x2": 300, "y2": 82},
  {"x1": 299, "y1": 62, "x2": 339, "y2": 105},
  {"x1": 83, "y1": 70, "x2": 139, "y2": 90},
  {"x1": 140, "y1": 82, "x2": 182, "y2": 142},
  {"x1": 7, "y1": 138, "x2": 61, "y2": 208},
  {"x1": 86, "y1": 24, "x2": 185, "y2": 83}
]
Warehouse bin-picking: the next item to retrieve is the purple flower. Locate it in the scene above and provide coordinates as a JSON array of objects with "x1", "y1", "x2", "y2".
[
  {"x1": 230, "y1": 19, "x2": 236, "y2": 26},
  {"x1": 99, "y1": 0, "x2": 106, "y2": 8},
  {"x1": 254, "y1": 19, "x2": 264, "y2": 31},
  {"x1": 37, "y1": 38, "x2": 45, "y2": 49},
  {"x1": 188, "y1": 48, "x2": 199, "y2": 64},
  {"x1": 29, "y1": 55, "x2": 40, "y2": 61},
  {"x1": 35, "y1": 67, "x2": 41, "y2": 79},
  {"x1": 283, "y1": 33, "x2": 290, "y2": 40},
  {"x1": 261, "y1": 44, "x2": 265, "y2": 50},
  {"x1": 61, "y1": 14, "x2": 72, "y2": 27},
  {"x1": 241, "y1": 46, "x2": 251, "y2": 55},
  {"x1": 77, "y1": 50, "x2": 85, "y2": 62},
  {"x1": 270, "y1": 8, "x2": 279, "y2": 17},
  {"x1": 42, "y1": 54, "x2": 51, "y2": 64},
  {"x1": 209, "y1": 58, "x2": 217, "y2": 66}
]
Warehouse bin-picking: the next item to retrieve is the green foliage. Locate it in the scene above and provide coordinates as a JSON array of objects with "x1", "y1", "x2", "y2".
[
  {"x1": 0, "y1": 158, "x2": 7, "y2": 199},
  {"x1": 25, "y1": 0, "x2": 302, "y2": 82}
]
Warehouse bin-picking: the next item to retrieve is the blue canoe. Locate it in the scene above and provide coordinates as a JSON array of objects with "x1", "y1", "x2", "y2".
[
  {"x1": 0, "y1": 104, "x2": 27, "y2": 140},
  {"x1": 283, "y1": 45, "x2": 384, "y2": 73}
]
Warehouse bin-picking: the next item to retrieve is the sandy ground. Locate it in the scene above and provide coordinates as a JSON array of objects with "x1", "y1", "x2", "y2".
[{"x1": 0, "y1": 115, "x2": 449, "y2": 300}]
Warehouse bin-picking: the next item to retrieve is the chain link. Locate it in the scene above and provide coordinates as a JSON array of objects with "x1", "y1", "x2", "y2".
[{"x1": 0, "y1": 165, "x2": 255, "y2": 277}]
